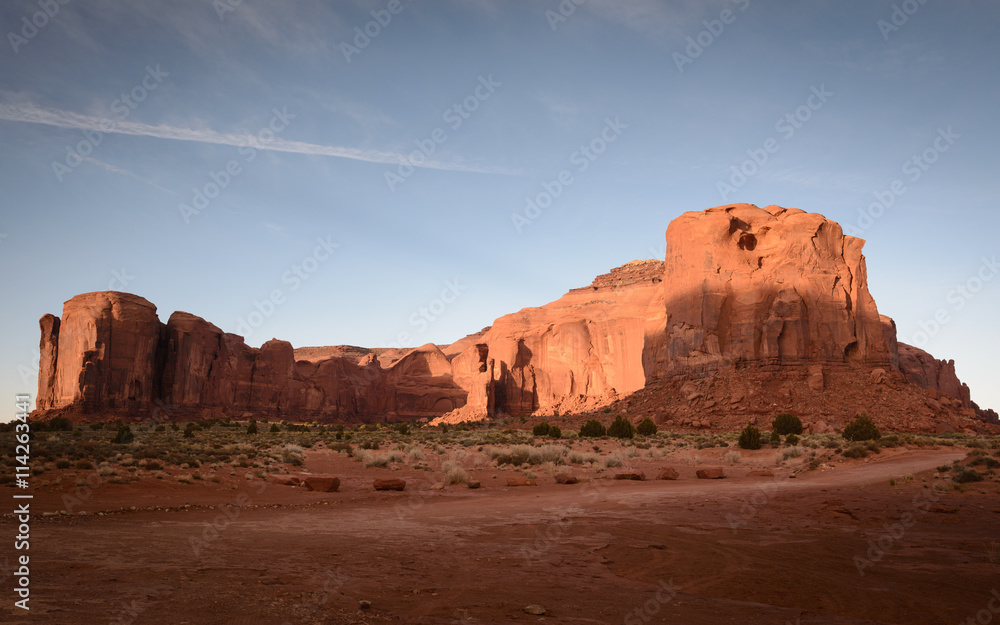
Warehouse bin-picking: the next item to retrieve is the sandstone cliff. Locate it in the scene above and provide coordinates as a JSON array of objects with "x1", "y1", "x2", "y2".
[{"x1": 33, "y1": 204, "x2": 993, "y2": 432}]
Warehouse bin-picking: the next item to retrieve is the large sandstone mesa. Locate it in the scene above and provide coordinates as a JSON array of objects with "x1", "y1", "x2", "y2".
[
  {"x1": 648, "y1": 204, "x2": 892, "y2": 376},
  {"x1": 34, "y1": 204, "x2": 994, "y2": 432}
]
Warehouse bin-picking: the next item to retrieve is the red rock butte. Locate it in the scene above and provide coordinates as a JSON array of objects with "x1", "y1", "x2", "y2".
[{"x1": 34, "y1": 204, "x2": 997, "y2": 433}]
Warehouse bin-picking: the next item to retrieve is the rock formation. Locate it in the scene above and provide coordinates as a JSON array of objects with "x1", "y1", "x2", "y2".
[{"x1": 33, "y1": 204, "x2": 994, "y2": 433}]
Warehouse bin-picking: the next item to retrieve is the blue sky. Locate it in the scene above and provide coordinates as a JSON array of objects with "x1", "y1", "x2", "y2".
[{"x1": 1, "y1": 0, "x2": 998, "y2": 416}]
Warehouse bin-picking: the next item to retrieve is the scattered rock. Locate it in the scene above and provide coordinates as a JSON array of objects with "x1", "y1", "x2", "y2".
[
  {"x1": 656, "y1": 467, "x2": 679, "y2": 480},
  {"x1": 270, "y1": 475, "x2": 301, "y2": 487},
  {"x1": 507, "y1": 478, "x2": 537, "y2": 487},
  {"x1": 554, "y1": 473, "x2": 579, "y2": 485},
  {"x1": 303, "y1": 476, "x2": 339, "y2": 492},
  {"x1": 696, "y1": 467, "x2": 725, "y2": 480},
  {"x1": 524, "y1": 605, "x2": 546, "y2": 615},
  {"x1": 870, "y1": 368, "x2": 887, "y2": 384},
  {"x1": 373, "y1": 479, "x2": 406, "y2": 491},
  {"x1": 467, "y1": 481, "x2": 481, "y2": 489},
  {"x1": 614, "y1": 472, "x2": 645, "y2": 481},
  {"x1": 431, "y1": 482, "x2": 445, "y2": 491},
  {"x1": 359, "y1": 600, "x2": 372, "y2": 610}
]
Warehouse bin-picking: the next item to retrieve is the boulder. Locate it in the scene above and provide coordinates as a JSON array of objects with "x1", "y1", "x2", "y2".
[
  {"x1": 270, "y1": 475, "x2": 301, "y2": 486},
  {"x1": 506, "y1": 477, "x2": 537, "y2": 487},
  {"x1": 554, "y1": 473, "x2": 579, "y2": 485},
  {"x1": 696, "y1": 467, "x2": 725, "y2": 479},
  {"x1": 656, "y1": 467, "x2": 680, "y2": 480},
  {"x1": 373, "y1": 479, "x2": 406, "y2": 491},
  {"x1": 303, "y1": 475, "x2": 340, "y2": 492},
  {"x1": 613, "y1": 472, "x2": 646, "y2": 481}
]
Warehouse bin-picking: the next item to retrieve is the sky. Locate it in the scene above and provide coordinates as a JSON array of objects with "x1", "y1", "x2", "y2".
[{"x1": 1, "y1": 0, "x2": 998, "y2": 417}]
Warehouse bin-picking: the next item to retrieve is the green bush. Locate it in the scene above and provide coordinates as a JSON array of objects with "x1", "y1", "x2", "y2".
[
  {"x1": 75, "y1": 459, "x2": 94, "y2": 470},
  {"x1": 636, "y1": 418, "x2": 657, "y2": 437},
  {"x1": 954, "y1": 469, "x2": 984, "y2": 483},
  {"x1": 246, "y1": 420, "x2": 258, "y2": 435},
  {"x1": 579, "y1": 420, "x2": 607, "y2": 438},
  {"x1": 772, "y1": 413, "x2": 803, "y2": 436},
  {"x1": 183, "y1": 424, "x2": 196, "y2": 439},
  {"x1": 532, "y1": 422, "x2": 551, "y2": 437},
  {"x1": 769, "y1": 430, "x2": 781, "y2": 445},
  {"x1": 154, "y1": 424, "x2": 166, "y2": 432},
  {"x1": 785, "y1": 433, "x2": 800, "y2": 446},
  {"x1": 738, "y1": 424, "x2": 762, "y2": 450},
  {"x1": 89, "y1": 423, "x2": 104, "y2": 431},
  {"x1": 111, "y1": 425, "x2": 134, "y2": 445},
  {"x1": 548, "y1": 425, "x2": 562, "y2": 439},
  {"x1": 269, "y1": 424, "x2": 280, "y2": 433},
  {"x1": 395, "y1": 423, "x2": 410, "y2": 435},
  {"x1": 56, "y1": 459, "x2": 71, "y2": 469},
  {"x1": 607, "y1": 416, "x2": 635, "y2": 439},
  {"x1": 843, "y1": 414, "x2": 881, "y2": 442}
]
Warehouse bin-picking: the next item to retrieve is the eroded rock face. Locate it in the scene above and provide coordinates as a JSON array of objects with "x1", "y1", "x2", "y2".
[
  {"x1": 38, "y1": 292, "x2": 162, "y2": 412},
  {"x1": 33, "y1": 204, "x2": 991, "y2": 429},
  {"x1": 897, "y1": 342, "x2": 971, "y2": 407},
  {"x1": 649, "y1": 204, "x2": 893, "y2": 376}
]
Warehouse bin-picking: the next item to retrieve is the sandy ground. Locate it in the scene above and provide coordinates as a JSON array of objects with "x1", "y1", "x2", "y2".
[{"x1": 3, "y1": 447, "x2": 999, "y2": 625}]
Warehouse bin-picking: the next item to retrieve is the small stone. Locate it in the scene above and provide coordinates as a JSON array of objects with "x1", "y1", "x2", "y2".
[
  {"x1": 359, "y1": 600, "x2": 372, "y2": 610},
  {"x1": 467, "y1": 481, "x2": 481, "y2": 489},
  {"x1": 524, "y1": 604, "x2": 546, "y2": 615}
]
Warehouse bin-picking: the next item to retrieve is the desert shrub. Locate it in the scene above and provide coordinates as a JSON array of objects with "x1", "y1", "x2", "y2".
[
  {"x1": 973, "y1": 457, "x2": 1000, "y2": 469},
  {"x1": 74, "y1": 459, "x2": 94, "y2": 470},
  {"x1": 46, "y1": 416, "x2": 74, "y2": 432},
  {"x1": 395, "y1": 423, "x2": 410, "y2": 435},
  {"x1": 579, "y1": 420, "x2": 606, "y2": 438},
  {"x1": 55, "y1": 459, "x2": 71, "y2": 469},
  {"x1": 111, "y1": 425, "x2": 134, "y2": 445},
  {"x1": 785, "y1": 433, "x2": 800, "y2": 446},
  {"x1": 568, "y1": 451, "x2": 599, "y2": 465},
  {"x1": 738, "y1": 424, "x2": 762, "y2": 450},
  {"x1": 782, "y1": 445, "x2": 803, "y2": 460},
  {"x1": 406, "y1": 446, "x2": 425, "y2": 462},
  {"x1": 90, "y1": 423, "x2": 104, "y2": 431},
  {"x1": 604, "y1": 453, "x2": 624, "y2": 468},
  {"x1": 768, "y1": 430, "x2": 781, "y2": 445},
  {"x1": 954, "y1": 469, "x2": 984, "y2": 483},
  {"x1": 724, "y1": 450, "x2": 742, "y2": 464},
  {"x1": 145, "y1": 460, "x2": 163, "y2": 471},
  {"x1": 843, "y1": 445, "x2": 868, "y2": 459},
  {"x1": 532, "y1": 422, "x2": 551, "y2": 437},
  {"x1": 636, "y1": 418, "x2": 657, "y2": 437},
  {"x1": 266, "y1": 424, "x2": 278, "y2": 433},
  {"x1": 843, "y1": 414, "x2": 881, "y2": 442},
  {"x1": 548, "y1": 425, "x2": 562, "y2": 439},
  {"x1": 246, "y1": 420, "x2": 258, "y2": 435},
  {"x1": 607, "y1": 416, "x2": 635, "y2": 439},
  {"x1": 442, "y1": 460, "x2": 467, "y2": 484},
  {"x1": 154, "y1": 424, "x2": 166, "y2": 432},
  {"x1": 183, "y1": 424, "x2": 196, "y2": 439},
  {"x1": 386, "y1": 450, "x2": 405, "y2": 464},
  {"x1": 772, "y1": 414, "x2": 803, "y2": 436}
]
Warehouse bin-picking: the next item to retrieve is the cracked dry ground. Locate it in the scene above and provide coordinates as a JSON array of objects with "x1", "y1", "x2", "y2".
[{"x1": 8, "y1": 449, "x2": 1000, "y2": 625}]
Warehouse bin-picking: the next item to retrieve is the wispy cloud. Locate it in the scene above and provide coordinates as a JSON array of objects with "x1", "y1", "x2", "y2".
[
  {"x1": 82, "y1": 157, "x2": 174, "y2": 194},
  {"x1": 0, "y1": 102, "x2": 520, "y2": 175}
]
